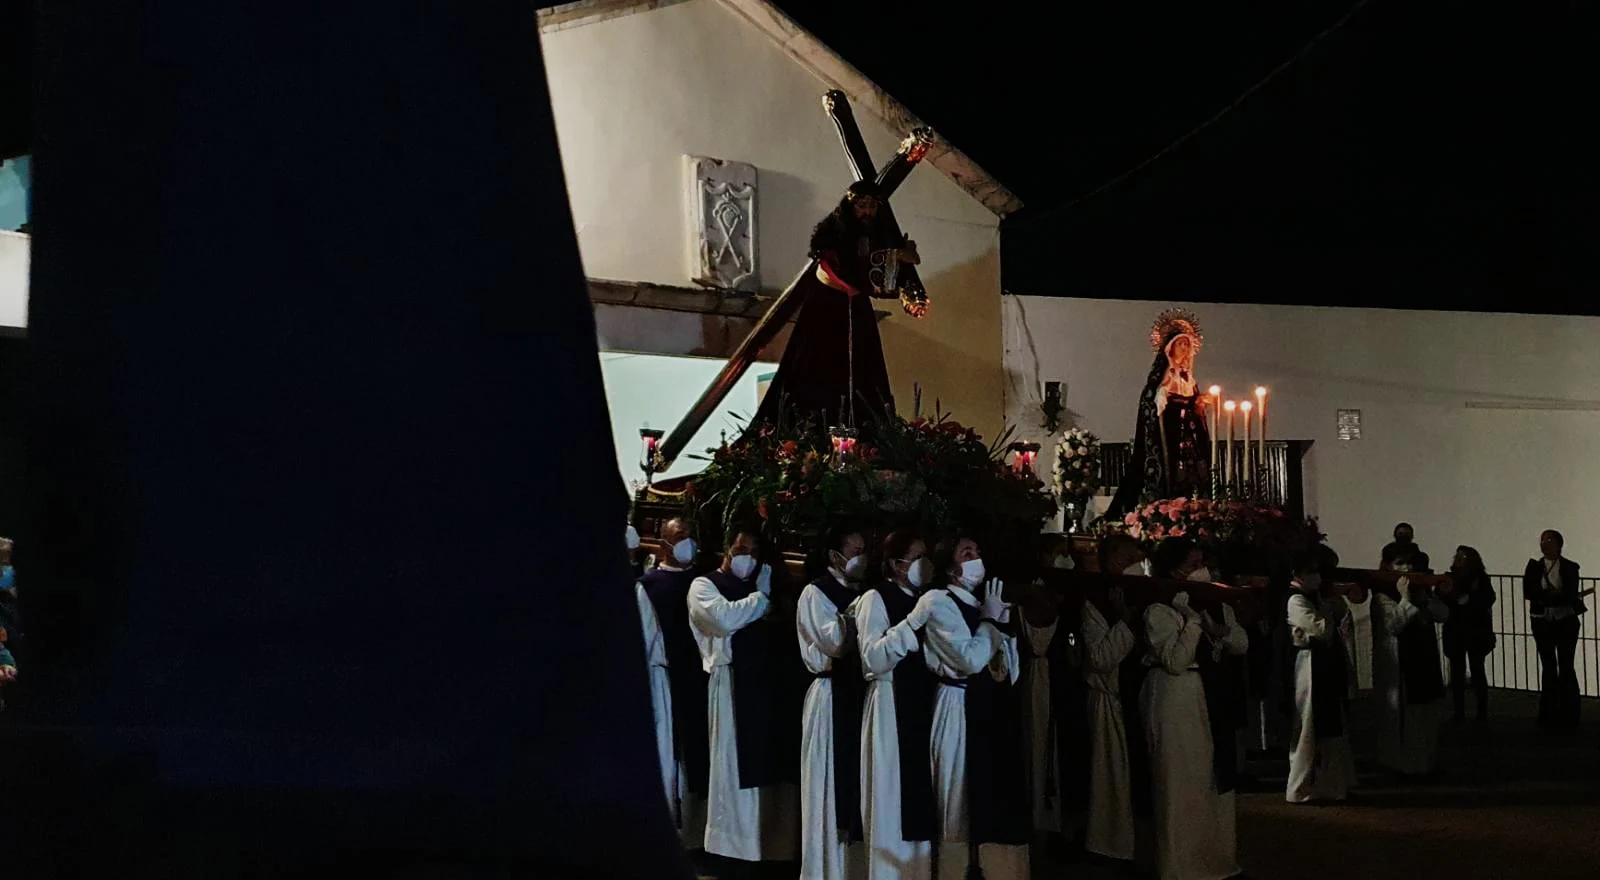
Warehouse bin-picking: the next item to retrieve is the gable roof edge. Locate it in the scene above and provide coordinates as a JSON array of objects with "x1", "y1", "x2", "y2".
[{"x1": 537, "y1": 0, "x2": 1022, "y2": 218}]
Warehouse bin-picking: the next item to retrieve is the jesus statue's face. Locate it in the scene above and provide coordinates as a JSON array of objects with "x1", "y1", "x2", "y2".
[{"x1": 1166, "y1": 334, "x2": 1196, "y2": 370}]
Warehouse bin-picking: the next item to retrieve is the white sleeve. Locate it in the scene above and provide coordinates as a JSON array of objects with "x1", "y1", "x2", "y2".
[
  {"x1": 636, "y1": 583, "x2": 668, "y2": 668},
  {"x1": 1287, "y1": 593, "x2": 1329, "y2": 640},
  {"x1": 856, "y1": 591, "x2": 919, "y2": 676},
  {"x1": 1380, "y1": 594, "x2": 1414, "y2": 635},
  {"x1": 688, "y1": 576, "x2": 770, "y2": 638},
  {"x1": 797, "y1": 584, "x2": 850, "y2": 675},
  {"x1": 1144, "y1": 603, "x2": 1202, "y2": 675},
  {"x1": 1082, "y1": 603, "x2": 1135, "y2": 673},
  {"x1": 923, "y1": 593, "x2": 1004, "y2": 677}
]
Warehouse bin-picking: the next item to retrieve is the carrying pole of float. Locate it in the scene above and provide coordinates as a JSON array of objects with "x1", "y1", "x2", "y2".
[{"x1": 652, "y1": 258, "x2": 818, "y2": 471}]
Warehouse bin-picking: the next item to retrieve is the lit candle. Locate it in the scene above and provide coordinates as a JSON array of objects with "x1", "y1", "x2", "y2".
[
  {"x1": 1223, "y1": 400, "x2": 1238, "y2": 491},
  {"x1": 1208, "y1": 385, "x2": 1222, "y2": 482},
  {"x1": 1255, "y1": 386, "x2": 1268, "y2": 485},
  {"x1": 1241, "y1": 400, "x2": 1254, "y2": 493}
]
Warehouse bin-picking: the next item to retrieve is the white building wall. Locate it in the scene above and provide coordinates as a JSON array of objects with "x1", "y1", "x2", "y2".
[
  {"x1": 0, "y1": 231, "x2": 26, "y2": 330},
  {"x1": 539, "y1": 0, "x2": 1006, "y2": 438}
]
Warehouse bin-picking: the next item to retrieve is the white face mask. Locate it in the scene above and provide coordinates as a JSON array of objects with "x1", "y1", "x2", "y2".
[
  {"x1": 842, "y1": 554, "x2": 867, "y2": 582},
  {"x1": 1052, "y1": 554, "x2": 1075, "y2": 570},
  {"x1": 730, "y1": 554, "x2": 758, "y2": 581},
  {"x1": 625, "y1": 526, "x2": 641, "y2": 552},
  {"x1": 1123, "y1": 560, "x2": 1149, "y2": 577},
  {"x1": 906, "y1": 557, "x2": 933, "y2": 588},
  {"x1": 958, "y1": 558, "x2": 986, "y2": 589},
  {"x1": 1186, "y1": 566, "x2": 1212, "y2": 583},
  {"x1": 672, "y1": 538, "x2": 697, "y2": 566}
]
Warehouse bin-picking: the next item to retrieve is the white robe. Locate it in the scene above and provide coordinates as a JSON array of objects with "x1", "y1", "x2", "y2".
[
  {"x1": 923, "y1": 586, "x2": 1028, "y2": 880},
  {"x1": 853, "y1": 587, "x2": 934, "y2": 880},
  {"x1": 1339, "y1": 591, "x2": 1380, "y2": 764},
  {"x1": 1374, "y1": 593, "x2": 1449, "y2": 776},
  {"x1": 688, "y1": 576, "x2": 800, "y2": 862},
  {"x1": 636, "y1": 582, "x2": 677, "y2": 818},
  {"x1": 1141, "y1": 602, "x2": 1246, "y2": 880},
  {"x1": 1021, "y1": 617, "x2": 1061, "y2": 834},
  {"x1": 1285, "y1": 592, "x2": 1356, "y2": 804},
  {"x1": 1080, "y1": 602, "x2": 1137, "y2": 861},
  {"x1": 798, "y1": 577, "x2": 868, "y2": 880}
]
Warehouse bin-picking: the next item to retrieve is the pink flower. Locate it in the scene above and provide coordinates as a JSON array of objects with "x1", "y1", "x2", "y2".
[
  {"x1": 1149, "y1": 525, "x2": 1166, "y2": 540},
  {"x1": 1128, "y1": 523, "x2": 1143, "y2": 540},
  {"x1": 1170, "y1": 526, "x2": 1186, "y2": 537},
  {"x1": 1124, "y1": 511, "x2": 1139, "y2": 526}
]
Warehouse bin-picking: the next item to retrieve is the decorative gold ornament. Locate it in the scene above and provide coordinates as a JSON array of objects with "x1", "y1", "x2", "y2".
[{"x1": 1150, "y1": 307, "x2": 1203, "y2": 352}]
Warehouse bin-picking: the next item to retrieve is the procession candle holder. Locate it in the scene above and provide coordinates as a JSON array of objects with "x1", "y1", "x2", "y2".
[
  {"x1": 1208, "y1": 385, "x2": 1222, "y2": 498},
  {"x1": 1007, "y1": 440, "x2": 1041, "y2": 475},
  {"x1": 639, "y1": 428, "x2": 665, "y2": 494},
  {"x1": 1223, "y1": 400, "x2": 1238, "y2": 495},
  {"x1": 829, "y1": 425, "x2": 858, "y2": 465},
  {"x1": 1241, "y1": 400, "x2": 1254, "y2": 500}
]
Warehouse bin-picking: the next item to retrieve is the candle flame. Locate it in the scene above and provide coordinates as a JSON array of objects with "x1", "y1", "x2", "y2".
[
  {"x1": 1255, "y1": 386, "x2": 1267, "y2": 397},
  {"x1": 1241, "y1": 401, "x2": 1253, "y2": 412},
  {"x1": 1224, "y1": 400, "x2": 1237, "y2": 411},
  {"x1": 1208, "y1": 385, "x2": 1222, "y2": 396}
]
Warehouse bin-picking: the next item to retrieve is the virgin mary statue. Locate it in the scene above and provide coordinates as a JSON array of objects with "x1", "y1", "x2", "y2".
[{"x1": 1107, "y1": 309, "x2": 1212, "y2": 517}]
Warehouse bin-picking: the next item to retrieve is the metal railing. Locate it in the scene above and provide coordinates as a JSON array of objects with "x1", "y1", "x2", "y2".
[{"x1": 1448, "y1": 574, "x2": 1600, "y2": 696}]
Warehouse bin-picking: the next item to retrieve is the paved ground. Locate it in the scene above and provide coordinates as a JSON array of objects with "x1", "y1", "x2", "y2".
[{"x1": 696, "y1": 690, "x2": 1600, "y2": 879}]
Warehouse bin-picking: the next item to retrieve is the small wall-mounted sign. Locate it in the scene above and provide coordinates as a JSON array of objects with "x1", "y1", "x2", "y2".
[{"x1": 1337, "y1": 409, "x2": 1361, "y2": 441}]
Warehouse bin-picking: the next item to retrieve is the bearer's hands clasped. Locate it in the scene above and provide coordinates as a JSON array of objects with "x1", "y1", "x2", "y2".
[{"x1": 981, "y1": 578, "x2": 1011, "y2": 624}]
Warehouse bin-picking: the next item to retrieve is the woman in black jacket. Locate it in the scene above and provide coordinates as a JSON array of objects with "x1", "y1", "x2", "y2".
[{"x1": 1442, "y1": 545, "x2": 1496, "y2": 722}]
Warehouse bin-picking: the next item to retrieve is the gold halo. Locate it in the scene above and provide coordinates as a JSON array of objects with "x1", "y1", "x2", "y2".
[{"x1": 1150, "y1": 308, "x2": 1203, "y2": 352}]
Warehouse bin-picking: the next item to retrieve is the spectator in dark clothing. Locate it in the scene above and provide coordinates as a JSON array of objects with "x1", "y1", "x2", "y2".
[
  {"x1": 1441, "y1": 545, "x2": 1495, "y2": 722},
  {"x1": 1380, "y1": 523, "x2": 1430, "y2": 572}
]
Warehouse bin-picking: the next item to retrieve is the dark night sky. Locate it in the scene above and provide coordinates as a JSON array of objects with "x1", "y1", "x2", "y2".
[{"x1": 777, "y1": 0, "x2": 1599, "y2": 313}]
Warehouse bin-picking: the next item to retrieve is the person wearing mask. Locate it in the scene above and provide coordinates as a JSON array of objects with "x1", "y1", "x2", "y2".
[
  {"x1": 1100, "y1": 533, "x2": 1148, "y2": 578},
  {"x1": 1016, "y1": 556, "x2": 1087, "y2": 851},
  {"x1": 626, "y1": 524, "x2": 646, "y2": 578},
  {"x1": 853, "y1": 530, "x2": 938, "y2": 880},
  {"x1": 1141, "y1": 589, "x2": 1248, "y2": 880},
  {"x1": 1039, "y1": 532, "x2": 1076, "y2": 572},
  {"x1": 632, "y1": 524, "x2": 675, "y2": 820},
  {"x1": 1080, "y1": 584, "x2": 1138, "y2": 864},
  {"x1": 797, "y1": 527, "x2": 870, "y2": 880},
  {"x1": 1380, "y1": 523, "x2": 1430, "y2": 572},
  {"x1": 1337, "y1": 577, "x2": 1380, "y2": 766},
  {"x1": 640, "y1": 518, "x2": 710, "y2": 849},
  {"x1": 1285, "y1": 546, "x2": 1355, "y2": 804},
  {"x1": 914, "y1": 534, "x2": 1028, "y2": 879},
  {"x1": 1524, "y1": 530, "x2": 1583, "y2": 731},
  {"x1": 1149, "y1": 538, "x2": 1209, "y2": 583},
  {"x1": 1442, "y1": 545, "x2": 1496, "y2": 723},
  {"x1": 1374, "y1": 575, "x2": 1449, "y2": 777},
  {"x1": 688, "y1": 529, "x2": 798, "y2": 871}
]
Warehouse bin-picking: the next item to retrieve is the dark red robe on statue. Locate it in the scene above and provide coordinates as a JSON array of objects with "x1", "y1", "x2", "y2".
[{"x1": 751, "y1": 190, "x2": 898, "y2": 431}]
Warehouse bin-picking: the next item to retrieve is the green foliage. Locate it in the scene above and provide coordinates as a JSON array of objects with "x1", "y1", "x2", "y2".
[{"x1": 685, "y1": 407, "x2": 1057, "y2": 554}]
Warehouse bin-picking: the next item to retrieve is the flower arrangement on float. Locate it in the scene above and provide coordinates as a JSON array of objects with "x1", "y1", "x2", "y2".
[
  {"x1": 1052, "y1": 428, "x2": 1102, "y2": 527},
  {"x1": 1116, "y1": 496, "x2": 1325, "y2": 559},
  {"x1": 686, "y1": 406, "x2": 1057, "y2": 554}
]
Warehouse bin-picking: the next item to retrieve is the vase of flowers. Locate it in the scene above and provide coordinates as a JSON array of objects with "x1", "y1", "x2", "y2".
[{"x1": 1053, "y1": 428, "x2": 1102, "y2": 530}]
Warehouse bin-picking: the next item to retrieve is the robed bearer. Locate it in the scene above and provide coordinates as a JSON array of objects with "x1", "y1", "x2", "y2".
[
  {"x1": 1141, "y1": 589, "x2": 1248, "y2": 880},
  {"x1": 689, "y1": 530, "x2": 800, "y2": 866},
  {"x1": 797, "y1": 528, "x2": 870, "y2": 879},
  {"x1": 639, "y1": 518, "x2": 710, "y2": 846},
  {"x1": 853, "y1": 530, "x2": 939, "y2": 880},
  {"x1": 1374, "y1": 572, "x2": 1449, "y2": 777},
  {"x1": 1285, "y1": 547, "x2": 1356, "y2": 804},
  {"x1": 914, "y1": 535, "x2": 1029, "y2": 880},
  {"x1": 1080, "y1": 583, "x2": 1139, "y2": 863}
]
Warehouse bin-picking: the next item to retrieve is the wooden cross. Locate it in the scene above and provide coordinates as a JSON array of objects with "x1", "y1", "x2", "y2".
[{"x1": 653, "y1": 92, "x2": 936, "y2": 471}]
